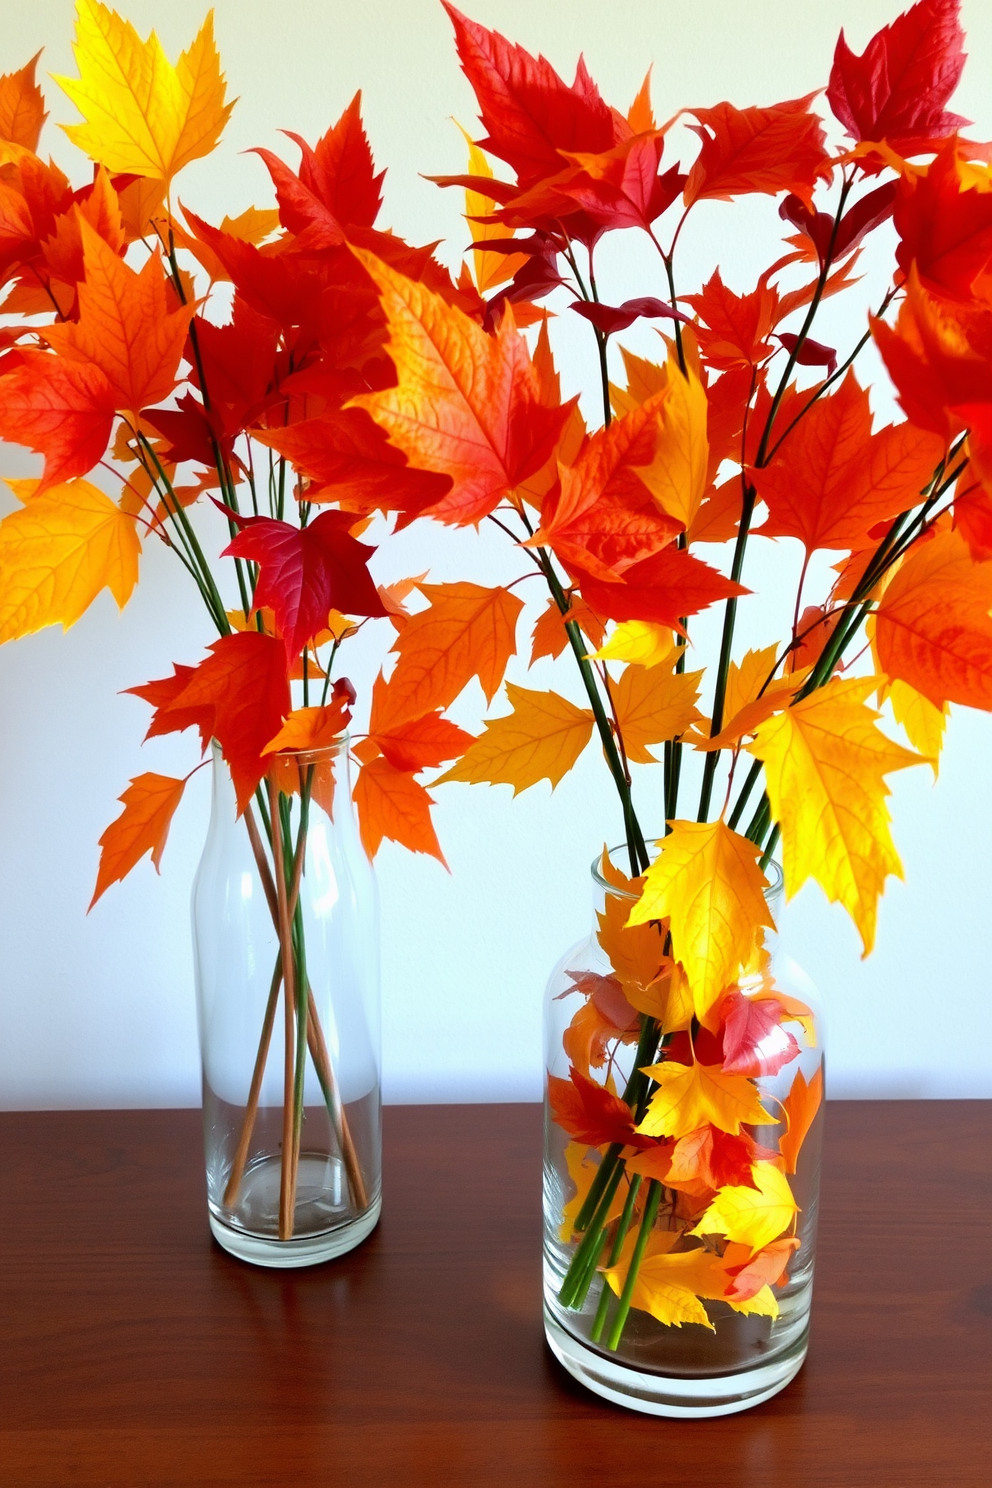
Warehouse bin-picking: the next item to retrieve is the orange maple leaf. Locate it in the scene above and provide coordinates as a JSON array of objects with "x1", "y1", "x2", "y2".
[
  {"x1": 684, "y1": 97, "x2": 829, "y2": 209},
  {"x1": 383, "y1": 581, "x2": 523, "y2": 727},
  {"x1": 437, "y1": 682, "x2": 594, "y2": 794},
  {"x1": 752, "y1": 371, "x2": 945, "y2": 554},
  {"x1": 0, "y1": 52, "x2": 47, "y2": 152},
  {"x1": 350, "y1": 249, "x2": 574, "y2": 524},
  {"x1": 353, "y1": 754, "x2": 445, "y2": 863},
  {"x1": 875, "y1": 527, "x2": 992, "y2": 710},
  {"x1": 43, "y1": 221, "x2": 194, "y2": 416},
  {"x1": 778, "y1": 1065, "x2": 824, "y2": 1174},
  {"x1": 90, "y1": 772, "x2": 187, "y2": 907}
]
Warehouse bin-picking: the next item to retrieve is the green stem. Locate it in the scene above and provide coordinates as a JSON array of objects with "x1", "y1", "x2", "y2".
[
  {"x1": 590, "y1": 1174, "x2": 643, "y2": 1343},
  {"x1": 605, "y1": 1179, "x2": 663, "y2": 1350},
  {"x1": 560, "y1": 1162, "x2": 626, "y2": 1309}
]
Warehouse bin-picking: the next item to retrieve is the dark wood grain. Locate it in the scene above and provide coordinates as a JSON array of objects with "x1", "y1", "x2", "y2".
[{"x1": 0, "y1": 1101, "x2": 988, "y2": 1487}]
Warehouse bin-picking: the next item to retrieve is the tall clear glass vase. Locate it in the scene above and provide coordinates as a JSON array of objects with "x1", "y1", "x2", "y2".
[
  {"x1": 192, "y1": 738, "x2": 381, "y2": 1267},
  {"x1": 543, "y1": 847, "x2": 824, "y2": 1415}
]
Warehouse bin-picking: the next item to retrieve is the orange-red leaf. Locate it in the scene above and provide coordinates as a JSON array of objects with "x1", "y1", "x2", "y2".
[
  {"x1": 262, "y1": 696, "x2": 351, "y2": 755},
  {"x1": 0, "y1": 52, "x2": 47, "y2": 152},
  {"x1": 154, "y1": 633, "x2": 291, "y2": 813},
  {"x1": 353, "y1": 755, "x2": 445, "y2": 862},
  {"x1": 0, "y1": 349, "x2": 116, "y2": 492},
  {"x1": 548, "y1": 1066, "x2": 646, "y2": 1148},
  {"x1": 384, "y1": 581, "x2": 524, "y2": 726},
  {"x1": 684, "y1": 97, "x2": 829, "y2": 209},
  {"x1": 575, "y1": 545, "x2": 745, "y2": 630},
  {"x1": 874, "y1": 527, "x2": 992, "y2": 710},
  {"x1": 90, "y1": 772, "x2": 186, "y2": 908},
  {"x1": 778, "y1": 1065, "x2": 824, "y2": 1174},
  {"x1": 753, "y1": 372, "x2": 945, "y2": 554},
  {"x1": 351, "y1": 250, "x2": 573, "y2": 524},
  {"x1": 42, "y1": 221, "x2": 193, "y2": 414}
]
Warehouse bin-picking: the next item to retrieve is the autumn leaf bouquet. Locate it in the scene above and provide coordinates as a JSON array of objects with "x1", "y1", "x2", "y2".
[
  {"x1": 300, "y1": 0, "x2": 991, "y2": 1411},
  {"x1": 0, "y1": 2, "x2": 485, "y2": 1261}
]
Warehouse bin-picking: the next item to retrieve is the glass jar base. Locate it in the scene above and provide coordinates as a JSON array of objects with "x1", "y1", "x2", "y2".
[
  {"x1": 209, "y1": 1193, "x2": 381, "y2": 1268},
  {"x1": 544, "y1": 1309, "x2": 807, "y2": 1417}
]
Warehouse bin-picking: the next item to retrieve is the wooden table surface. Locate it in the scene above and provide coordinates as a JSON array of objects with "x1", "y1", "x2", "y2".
[{"x1": 0, "y1": 1101, "x2": 989, "y2": 1488}]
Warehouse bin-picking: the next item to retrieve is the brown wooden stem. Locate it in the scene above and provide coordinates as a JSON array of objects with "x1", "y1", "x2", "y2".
[
  {"x1": 305, "y1": 988, "x2": 368, "y2": 1210},
  {"x1": 221, "y1": 961, "x2": 282, "y2": 1208},
  {"x1": 268, "y1": 776, "x2": 297, "y2": 1240}
]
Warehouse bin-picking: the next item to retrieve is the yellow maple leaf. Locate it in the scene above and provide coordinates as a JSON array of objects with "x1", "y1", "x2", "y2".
[
  {"x1": 0, "y1": 477, "x2": 140, "y2": 641},
  {"x1": 689, "y1": 645, "x2": 808, "y2": 752},
  {"x1": 595, "y1": 890, "x2": 693, "y2": 1032},
  {"x1": 54, "y1": 1, "x2": 233, "y2": 183},
  {"x1": 691, "y1": 1161, "x2": 798, "y2": 1255},
  {"x1": 613, "y1": 665, "x2": 703, "y2": 763},
  {"x1": 604, "y1": 1228, "x2": 767, "y2": 1331},
  {"x1": 455, "y1": 124, "x2": 528, "y2": 294},
  {"x1": 559, "y1": 1141, "x2": 626, "y2": 1242},
  {"x1": 636, "y1": 1059, "x2": 776, "y2": 1139},
  {"x1": 626, "y1": 819, "x2": 774, "y2": 1024},
  {"x1": 609, "y1": 347, "x2": 668, "y2": 418},
  {"x1": 887, "y1": 678, "x2": 947, "y2": 777},
  {"x1": 587, "y1": 620, "x2": 676, "y2": 669},
  {"x1": 633, "y1": 353, "x2": 709, "y2": 530},
  {"x1": 748, "y1": 676, "x2": 921, "y2": 954},
  {"x1": 437, "y1": 682, "x2": 594, "y2": 794}
]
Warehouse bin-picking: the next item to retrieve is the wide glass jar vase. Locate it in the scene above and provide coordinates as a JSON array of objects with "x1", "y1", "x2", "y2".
[
  {"x1": 192, "y1": 738, "x2": 380, "y2": 1267},
  {"x1": 543, "y1": 846, "x2": 824, "y2": 1416}
]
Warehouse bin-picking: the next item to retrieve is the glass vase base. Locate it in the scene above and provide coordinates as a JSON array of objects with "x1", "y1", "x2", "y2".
[
  {"x1": 544, "y1": 1310, "x2": 807, "y2": 1417},
  {"x1": 210, "y1": 1193, "x2": 381, "y2": 1268}
]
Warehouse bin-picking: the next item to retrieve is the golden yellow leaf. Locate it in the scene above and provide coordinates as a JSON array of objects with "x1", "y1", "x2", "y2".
[
  {"x1": 604, "y1": 1228, "x2": 751, "y2": 1332},
  {"x1": 0, "y1": 477, "x2": 139, "y2": 641},
  {"x1": 636, "y1": 1059, "x2": 776, "y2": 1139},
  {"x1": 691, "y1": 1161, "x2": 798, "y2": 1255},
  {"x1": 595, "y1": 888, "x2": 693, "y2": 1032},
  {"x1": 727, "y1": 1284, "x2": 779, "y2": 1318},
  {"x1": 888, "y1": 678, "x2": 947, "y2": 777},
  {"x1": 559, "y1": 1141, "x2": 626, "y2": 1242},
  {"x1": 626, "y1": 820, "x2": 774, "y2": 1025},
  {"x1": 219, "y1": 205, "x2": 280, "y2": 244},
  {"x1": 633, "y1": 354, "x2": 709, "y2": 530},
  {"x1": 609, "y1": 347, "x2": 668, "y2": 418},
  {"x1": 613, "y1": 664, "x2": 703, "y2": 763},
  {"x1": 689, "y1": 646, "x2": 807, "y2": 751},
  {"x1": 455, "y1": 124, "x2": 529, "y2": 294},
  {"x1": 587, "y1": 620, "x2": 676, "y2": 669},
  {"x1": 437, "y1": 682, "x2": 594, "y2": 794},
  {"x1": 54, "y1": 1, "x2": 233, "y2": 182},
  {"x1": 748, "y1": 676, "x2": 921, "y2": 954}
]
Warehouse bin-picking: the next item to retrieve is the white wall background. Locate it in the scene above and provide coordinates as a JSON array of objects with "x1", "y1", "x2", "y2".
[{"x1": 1, "y1": 0, "x2": 990, "y2": 1109}]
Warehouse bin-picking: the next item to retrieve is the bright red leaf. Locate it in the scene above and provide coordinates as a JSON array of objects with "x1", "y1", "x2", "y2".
[
  {"x1": 548, "y1": 1065, "x2": 652, "y2": 1148},
  {"x1": 223, "y1": 509, "x2": 387, "y2": 656},
  {"x1": 827, "y1": 0, "x2": 968, "y2": 157},
  {"x1": 0, "y1": 349, "x2": 116, "y2": 493}
]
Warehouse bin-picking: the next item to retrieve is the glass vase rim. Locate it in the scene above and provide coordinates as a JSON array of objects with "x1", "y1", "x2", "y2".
[
  {"x1": 208, "y1": 733, "x2": 350, "y2": 767},
  {"x1": 591, "y1": 839, "x2": 784, "y2": 900}
]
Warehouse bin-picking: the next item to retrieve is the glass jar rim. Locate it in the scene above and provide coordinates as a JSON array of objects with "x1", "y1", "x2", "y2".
[{"x1": 591, "y1": 839, "x2": 784, "y2": 901}]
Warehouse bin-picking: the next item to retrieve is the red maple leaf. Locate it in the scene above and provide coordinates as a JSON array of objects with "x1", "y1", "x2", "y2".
[
  {"x1": 894, "y1": 143, "x2": 992, "y2": 300},
  {"x1": 547, "y1": 1066, "x2": 652, "y2": 1148},
  {"x1": 572, "y1": 545, "x2": 746, "y2": 629},
  {"x1": 827, "y1": 0, "x2": 968, "y2": 158},
  {"x1": 253, "y1": 93, "x2": 384, "y2": 240},
  {"x1": 442, "y1": 2, "x2": 616, "y2": 189},
  {"x1": 0, "y1": 349, "x2": 116, "y2": 492},
  {"x1": 223, "y1": 509, "x2": 388, "y2": 657},
  {"x1": 150, "y1": 632, "x2": 291, "y2": 812}
]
